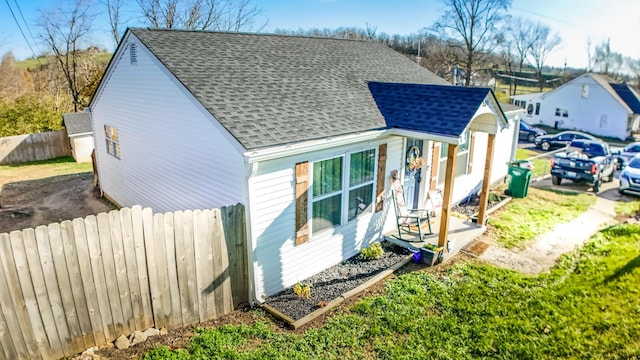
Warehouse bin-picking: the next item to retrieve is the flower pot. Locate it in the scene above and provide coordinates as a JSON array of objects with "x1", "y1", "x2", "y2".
[{"x1": 420, "y1": 248, "x2": 441, "y2": 266}]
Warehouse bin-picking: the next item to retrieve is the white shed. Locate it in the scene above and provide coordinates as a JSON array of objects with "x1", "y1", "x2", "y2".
[{"x1": 62, "y1": 112, "x2": 94, "y2": 163}]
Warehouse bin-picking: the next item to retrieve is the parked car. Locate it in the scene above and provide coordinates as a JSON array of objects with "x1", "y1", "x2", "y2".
[
  {"x1": 534, "y1": 131, "x2": 599, "y2": 151},
  {"x1": 519, "y1": 121, "x2": 547, "y2": 143},
  {"x1": 613, "y1": 142, "x2": 640, "y2": 169},
  {"x1": 550, "y1": 139, "x2": 616, "y2": 193},
  {"x1": 619, "y1": 154, "x2": 640, "y2": 195}
]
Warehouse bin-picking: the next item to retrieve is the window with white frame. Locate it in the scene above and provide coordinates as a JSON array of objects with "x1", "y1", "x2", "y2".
[
  {"x1": 437, "y1": 132, "x2": 471, "y2": 185},
  {"x1": 104, "y1": 125, "x2": 120, "y2": 158},
  {"x1": 310, "y1": 149, "x2": 376, "y2": 234}
]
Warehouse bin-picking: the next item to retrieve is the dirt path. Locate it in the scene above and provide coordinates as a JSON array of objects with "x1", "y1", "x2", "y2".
[
  {"x1": 474, "y1": 193, "x2": 618, "y2": 274},
  {"x1": 0, "y1": 165, "x2": 116, "y2": 234}
]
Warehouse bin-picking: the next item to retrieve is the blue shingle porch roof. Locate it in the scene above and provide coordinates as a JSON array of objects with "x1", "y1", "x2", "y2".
[{"x1": 368, "y1": 82, "x2": 497, "y2": 138}]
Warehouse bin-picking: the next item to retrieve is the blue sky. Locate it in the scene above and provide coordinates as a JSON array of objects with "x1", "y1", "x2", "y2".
[{"x1": 2, "y1": 0, "x2": 639, "y2": 70}]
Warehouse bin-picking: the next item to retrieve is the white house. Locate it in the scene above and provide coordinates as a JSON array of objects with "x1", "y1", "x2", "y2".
[
  {"x1": 62, "y1": 112, "x2": 94, "y2": 163},
  {"x1": 89, "y1": 28, "x2": 518, "y2": 302},
  {"x1": 511, "y1": 73, "x2": 640, "y2": 139}
]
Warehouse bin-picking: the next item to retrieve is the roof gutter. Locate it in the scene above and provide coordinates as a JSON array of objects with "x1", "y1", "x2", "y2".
[
  {"x1": 387, "y1": 128, "x2": 461, "y2": 144},
  {"x1": 243, "y1": 130, "x2": 387, "y2": 163},
  {"x1": 243, "y1": 128, "x2": 463, "y2": 163}
]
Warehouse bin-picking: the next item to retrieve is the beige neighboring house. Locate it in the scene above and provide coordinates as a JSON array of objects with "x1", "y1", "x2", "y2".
[{"x1": 63, "y1": 112, "x2": 94, "y2": 163}]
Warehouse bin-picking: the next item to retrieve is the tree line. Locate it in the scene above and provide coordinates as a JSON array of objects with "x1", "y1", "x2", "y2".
[{"x1": 0, "y1": 0, "x2": 638, "y2": 137}]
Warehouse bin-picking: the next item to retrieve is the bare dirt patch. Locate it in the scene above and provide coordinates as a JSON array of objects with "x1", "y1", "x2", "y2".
[{"x1": 0, "y1": 171, "x2": 115, "y2": 234}]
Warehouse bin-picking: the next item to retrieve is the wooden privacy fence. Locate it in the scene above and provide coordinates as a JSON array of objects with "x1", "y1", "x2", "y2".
[
  {"x1": 0, "y1": 130, "x2": 71, "y2": 165},
  {"x1": 0, "y1": 204, "x2": 247, "y2": 360}
]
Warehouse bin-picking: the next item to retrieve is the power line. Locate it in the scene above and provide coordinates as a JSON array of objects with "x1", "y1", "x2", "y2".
[
  {"x1": 13, "y1": 0, "x2": 40, "y2": 55},
  {"x1": 3, "y1": 0, "x2": 41, "y2": 62},
  {"x1": 512, "y1": 6, "x2": 591, "y2": 32}
]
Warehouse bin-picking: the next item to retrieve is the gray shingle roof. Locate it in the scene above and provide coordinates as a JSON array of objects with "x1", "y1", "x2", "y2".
[
  {"x1": 63, "y1": 112, "x2": 92, "y2": 135},
  {"x1": 130, "y1": 28, "x2": 448, "y2": 150}
]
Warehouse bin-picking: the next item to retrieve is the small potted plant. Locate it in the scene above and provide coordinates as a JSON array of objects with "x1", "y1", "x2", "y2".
[{"x1": 420, "y1": 243, "x2": 443, "y2": 266}]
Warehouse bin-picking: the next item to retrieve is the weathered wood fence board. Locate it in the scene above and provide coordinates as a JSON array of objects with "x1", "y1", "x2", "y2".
[
  {"x1": 0, "y1": 130, "x2": 71, "y2": 165},
  {"x1": 0, "y1": 204, "x2": 247, "y2": 360}
]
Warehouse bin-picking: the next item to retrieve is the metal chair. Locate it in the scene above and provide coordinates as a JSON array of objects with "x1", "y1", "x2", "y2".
[{"x1": 391, "y1": 180, "x2": 432, "y2": 241}]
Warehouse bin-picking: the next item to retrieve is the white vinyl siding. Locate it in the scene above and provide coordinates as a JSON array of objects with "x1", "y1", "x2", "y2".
[
  {"x1": 249, "y1": 137, "x2": 401, "y2": 298},
  {"x1": 91, "y1": 36, "x2": 245, "y2": 212},
  {"x1": 536, "y1": 75, "x2": 631, "y2": 140}
]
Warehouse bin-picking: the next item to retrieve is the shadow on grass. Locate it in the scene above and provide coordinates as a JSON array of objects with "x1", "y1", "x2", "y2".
[{"x1": 606, "y1": 255, "x2": 640, "y2": 283}]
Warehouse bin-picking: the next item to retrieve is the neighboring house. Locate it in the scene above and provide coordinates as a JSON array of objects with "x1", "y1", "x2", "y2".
[
  {"x1": 89, "y1": 28, "x2": 517, "y2": 302},
  {"x1": 62, "y1": 112, "x2": 94, "y2": 163},
  {"x1": 511, "y1": 73, "x2": 640, "y2": 139}
]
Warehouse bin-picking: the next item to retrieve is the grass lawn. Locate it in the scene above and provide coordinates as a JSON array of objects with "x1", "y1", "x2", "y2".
[
  {"x1": 488, "y1": 187, "x2": 595, "y2": 249},
  {"x1": 144, "y1": 221, "x2": 640, "y2": 359},
  {"x1": 615, "y1": 200, "x2": 640, "y2": 216},
  {"x1": 516, "y1": 147, "x2": 551, "y2": 178},
  {"x1": 0, "y1": 156, "x2": 92, "y2": 185}
]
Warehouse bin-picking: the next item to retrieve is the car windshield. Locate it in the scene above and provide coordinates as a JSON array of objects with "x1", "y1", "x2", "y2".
[
  {"x1": 629, "y1": 157, "x2": 640, "y2": 169},
  {"x1": 521, "y1": 122, "x2": 531, "y2": 130}
]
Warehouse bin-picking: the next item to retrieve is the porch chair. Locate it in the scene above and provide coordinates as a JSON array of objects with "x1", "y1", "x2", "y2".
[{"x1": 391, "y1": 180, "x2": 432, "y2": 241}]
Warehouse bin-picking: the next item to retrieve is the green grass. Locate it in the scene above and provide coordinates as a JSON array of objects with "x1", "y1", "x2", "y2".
[
  {"x1": 0, "y1": 156, "x2": 92, "y2": 176},
  {"x1": 488, "y1": 187, "x2": 595, "y2": 249},
  {"x1": 144, "y1": 223, "x2": 640, "y2": 359},
  {"x1": 615, "y1": 200, "x2": 640, "y2": 216},
  {"x1": 516, "y1": 148, "x2": 551, "y2": 178}
]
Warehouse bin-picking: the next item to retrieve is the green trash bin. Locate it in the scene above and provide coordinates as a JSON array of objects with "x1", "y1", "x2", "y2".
[{"x1": 507, "y1": 165, "x2": 532, "y2": 198}]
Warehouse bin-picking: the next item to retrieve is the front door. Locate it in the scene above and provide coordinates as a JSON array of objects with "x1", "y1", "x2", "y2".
[{"x1": 403, "y1": 138, "x2": 424, "y2": 209}]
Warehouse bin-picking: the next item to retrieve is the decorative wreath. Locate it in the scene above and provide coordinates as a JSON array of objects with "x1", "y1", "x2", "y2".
[{"x1": 406, "y1": 146, "x2": 425, "y2": 171}]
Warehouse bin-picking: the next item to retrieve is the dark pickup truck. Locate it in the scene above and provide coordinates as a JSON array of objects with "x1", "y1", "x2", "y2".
[{"x1": 550, "y1": 140, "x2": 617, "y2": 193}]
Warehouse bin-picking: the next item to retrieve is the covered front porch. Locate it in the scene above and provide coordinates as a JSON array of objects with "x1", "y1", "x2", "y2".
[
  {"x1": 369, "y1": 82, "x2": 509, "y2": 255},
  {"x1": 384, "y1": 214, "x2": 485, "y2": 257}
]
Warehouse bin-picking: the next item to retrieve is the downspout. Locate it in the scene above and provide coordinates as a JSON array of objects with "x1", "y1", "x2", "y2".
[
  {"x1": 510, "y1": 113, "x2": 521, "y2": 162},
  {"x1": 243, "y1": 160, "x2": 260, "y2": 305}
]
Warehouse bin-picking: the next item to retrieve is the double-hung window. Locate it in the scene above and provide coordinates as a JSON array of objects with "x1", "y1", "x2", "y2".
[
  {"x1": 104, "y1": 125, "x2": 120, "y2": 159},
  {"x1": 310, "y1": 149, "x2": 376, "y2": 234},
  {"x1": 438, "y1": 131, "x2": 471, "y2": 185}
]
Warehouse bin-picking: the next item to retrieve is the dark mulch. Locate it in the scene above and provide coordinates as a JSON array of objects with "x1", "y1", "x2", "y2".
[
  {"x1": 264, "y1": 241, "x2": 412, "y2": 321},
  {"x1": 451, "y1": 193, "x2": 506, "y2": 219}
]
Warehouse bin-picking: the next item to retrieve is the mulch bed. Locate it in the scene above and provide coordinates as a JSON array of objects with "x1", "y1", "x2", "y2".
[{"x1": 264, "y1": 241, "x2": 412, "y2": 321}]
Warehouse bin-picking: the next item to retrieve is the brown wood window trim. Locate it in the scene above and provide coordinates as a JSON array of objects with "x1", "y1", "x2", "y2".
[
  {"x1": 375, "y1": 144, "x2": 387, "y2": 212},
  {"x1": 295, "y1": 161, "x2": 309, "y2": 245}
]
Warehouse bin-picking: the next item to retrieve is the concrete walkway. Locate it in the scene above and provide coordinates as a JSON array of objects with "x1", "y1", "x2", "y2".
[{"x1": 473, "y1": 195, "x2": 618, "y2": 275}]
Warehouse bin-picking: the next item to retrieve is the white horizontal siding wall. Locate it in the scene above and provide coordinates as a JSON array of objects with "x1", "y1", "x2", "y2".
[
  {"x1": 436, "y1": 117, "x2": 517, "y2": 204},
  {"x1": 249, "y1": 137, "x2": 402, "y2": 298},
  {"x1": 91, "y1": 36, "x2": 245, "y2": 213},
  {"x1": 538, "y1": 76, "x2": 629, "y2": 139}
]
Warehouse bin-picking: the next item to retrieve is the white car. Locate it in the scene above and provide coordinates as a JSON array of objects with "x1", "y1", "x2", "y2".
[{"x1": 619, "y1": 155, "x2": 640, "y2": 195}]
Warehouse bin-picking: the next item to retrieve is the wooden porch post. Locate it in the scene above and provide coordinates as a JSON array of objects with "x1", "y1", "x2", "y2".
[
  {"x1": 438, "y1": 143, "x2": 458, "y2": 250},
  {"x1": 477, "y1": 134, "x2": 496, "y2": 225}
]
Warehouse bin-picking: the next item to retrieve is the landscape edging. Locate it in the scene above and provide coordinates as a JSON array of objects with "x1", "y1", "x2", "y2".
[{"x1": 261, "y1": 255, "x2": 413, "y2": 329}]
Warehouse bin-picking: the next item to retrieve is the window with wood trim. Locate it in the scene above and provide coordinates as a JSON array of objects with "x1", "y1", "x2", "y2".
[
  {"x1": 104, "y1": 125, "x2": 120, "y2": 159},
  {"x1": 310, "y1": 148, "x2": 376, "y2": 234},
  {"x1": 437, "y1": 131, "x2": 471, "y2": 185}
]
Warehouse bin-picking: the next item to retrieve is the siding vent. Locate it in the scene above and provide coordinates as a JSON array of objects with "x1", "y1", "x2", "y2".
[{"x1": 130, "y1": 43, "x2": 137, "y2": 64}]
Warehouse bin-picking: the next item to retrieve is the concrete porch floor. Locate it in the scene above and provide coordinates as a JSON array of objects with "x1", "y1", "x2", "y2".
[{"x1": 384, "y1": 215, "x2": 486, "y2": 259}]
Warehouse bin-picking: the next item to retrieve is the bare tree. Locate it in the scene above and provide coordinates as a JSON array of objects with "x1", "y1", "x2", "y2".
[
  {"x1": 594, "y1": 38, "x2": 623, "y2": 76},
  {"x1": 100, "y1": 0, "x2": 125, "y2": 48},
  {"x1": 0, "y1": 53, "x2": 34, "y2": 100},
  {"x1": 136, "y1": 0, "x2": 266, "y2": 31},
  {"x1": 431, "y1": 0, "x2": 511, "y2": 86},
  {"x1": 36, "y1": 0, "x2": 97, "y2": 112},
  {"x1": 499, "y1": 16, "x2": 535, "y2": 94},
  {"x1": 527, "y1": 21, "x2": 561, "y2": 91}
]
